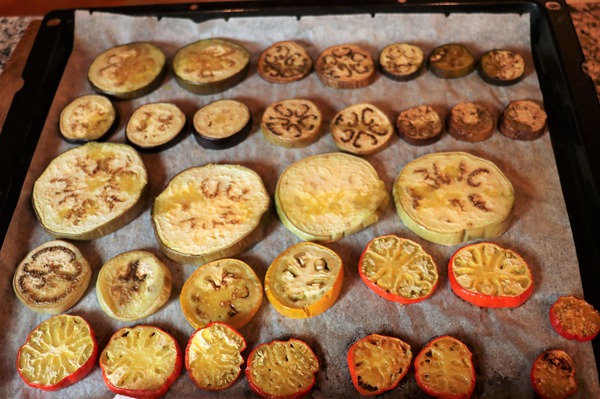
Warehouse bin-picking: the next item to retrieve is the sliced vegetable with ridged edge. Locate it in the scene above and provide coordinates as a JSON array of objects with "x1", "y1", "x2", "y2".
[
  {"x1": 359, "y1": 234, "x2": 438, "y2": 304},
  {"x1": 125, "y1": 102, "x2": 187, "y2": 152},
  {"x1": 315, "y1": 44, "x2": 376, "y2": 89},
  {"x1": 379, "y1": 43, "x2": 424, "y2": 81},
  {"x1": 13, "y1": 240, "x2": 91, "y2": 314},
  {"x1": 265, "y1": 241, "x2": 343, "y2": 318},
  {"x1": 477, "y1": 49, "x2": 525, "y2": 86},
  {"x1": 193, "y1": 99, "x2": 252, "y2": 149},
  {"x1": 428, "y1": 43, "x2": 475, "y2": 79},
  {"x1": 17, "y1": 314, "x2": 98, "y2": 391},
  {"x1": 549, "y1": 295, "x2": 600, "y2": 341},
  {"x1": 32, "y1": 142, "x2": 148, "y2": 240},
  {"x1": 88, "y1": 42, "x2": 166, "y2": 100},
  {"x1": 347, "y1": 333, "x2": 412, "y2": 396},
  {"x1": 531, "y1": 349, "x2": 578, "y2": 399},
  {"x1": 258, "y1": 41, "x2": 313, "y2": 83},
  {"x1": 59, "y1": 94, "x2": 117, "y2": 143}
]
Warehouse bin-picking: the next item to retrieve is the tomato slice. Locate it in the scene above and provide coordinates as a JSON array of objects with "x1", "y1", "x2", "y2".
[
  {"x1": 358, "y1": 234, "x2": 438, "y2": 304},
  {"x1": 180, "y1": 258, "x2": 263, "y2": 330},
  {"x1": 264, "y1": 241, "x2": 343, "y2": 318},
  {"x1": 185, "y1": 321, "x2": 246, "y2": 391},
  {"x1": 245, "y1": 338, "x2": 319, "y2": 399},
  {"x1": 414, "y1": 335, "x2": 476, "y2": 399},
  {"x1": 530, "y1": 349, "x2": 578, "y2": 399},
  {"x1": 549, "y1": 295, "x2": 600, "y2": 341},
  {"x1": 17, "y1": 314, "x2": 98, "y2": 391},
  {"x1": 99, "y1": 325, "x2": 182, "y2": 399},
  {"x1": 347, "y1": 333, "x2": 412, "y2": 396},
  {"x1": 448, "y1": 242, "x2": 533, "y2": 308}
]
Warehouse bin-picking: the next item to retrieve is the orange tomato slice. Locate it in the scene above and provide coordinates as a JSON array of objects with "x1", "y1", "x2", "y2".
[
  {"x1": 530, "y1": 349, "x2": 578, "y2": 399},
  {"x1": 185, "y1": 322, "x2": 246, "y2": 391},
  {"x1": 17, "y1": 314, "x2": 98, "y2": 391},
  {"x1": 550, "y1": 295, "x2": 600, "y2": 341},
  {"x1": 448, "y1": 242, "x2": 533, "y2": 308},
  {"x1": 264, "y1": 241, "x2": 343, "y2": 318},
  {"x1": 358, "y1": 234, "x2": 438, "y2": 304},
  {"x1": 347, "y1": 333, "x2": 412, "y2": 396},
  {"x1": 414, "y1": 335, "x2": 476, "y2": 399}
]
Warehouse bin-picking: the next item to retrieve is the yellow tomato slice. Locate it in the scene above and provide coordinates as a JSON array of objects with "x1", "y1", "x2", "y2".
[
  {"x1": 186, "y1": 322, "x2": 246, "y2": 391},
  {"x1": 265, "y1": 242, "x2": 343, "y2": 318},
  {"x1": 180, "y1": 258, "x2": 263, "y2": 330}
]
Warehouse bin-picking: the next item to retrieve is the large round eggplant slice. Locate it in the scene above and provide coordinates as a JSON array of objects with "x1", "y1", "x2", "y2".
[{"x1": 88, "y1": 42, "x2": 167, "y2": 100}]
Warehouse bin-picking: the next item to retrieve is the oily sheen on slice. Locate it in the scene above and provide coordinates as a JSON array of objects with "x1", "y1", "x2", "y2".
[
  {"x1": 32, "y1": 142, "x2": 148, "y2": 240},
  {"x1": 275, "y1": 152, "x2": 389, "y2": 242},
  {"x1": 393, "y1": 152, "x2": 514, "y2": 245},
  {"x1": 152, "y1": 164, "x2": 270, "y2": 266}
]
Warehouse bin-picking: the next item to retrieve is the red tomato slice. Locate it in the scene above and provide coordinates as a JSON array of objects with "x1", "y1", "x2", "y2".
[
  {"x1": 549, "y1": 295, "x2": 600, "y2": 341},
  {"x1": 530, "y1": 349, "x2": 578, "y2": 399},
  {"x1": 448, "y1": 242, "x2": 533, "y2": 308},
  {"x1": 185, "y1": 321, "x2": 246, "y2": 391},
  {"x1": 17, "y1": 314, "x2": 98, "y2": 391},
  {"x1": 245, "y1": 338, "x2": 319, "y2": 399},
  {"x1": 99, "y1": 325, "x2": 182, "y2": 399},
  {"x1": 347, "y1": 333, "x2": 412, "y2": 396}
]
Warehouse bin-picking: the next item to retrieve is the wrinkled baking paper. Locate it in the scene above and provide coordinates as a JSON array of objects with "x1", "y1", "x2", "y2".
[{"x1": 0, "y1": 9, "x2": 598, "y2": 399}]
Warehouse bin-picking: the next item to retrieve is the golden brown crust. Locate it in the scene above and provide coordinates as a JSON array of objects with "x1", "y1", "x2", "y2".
[
  {"x1": 447, "y1": 102, "x2": 495, "y2": 142},
  {"x1": 330, "y1": 103, "x2": 393, "y2": 155},
  {"x1": 396, "y1": 105, "x2": 443, "y2": 146},
  {"x1": 499, "y1": 100, "x2": 547, "y2": 140},
  {"x1": 258, "y1": 41, "x2": 313, "y2": 83},
  {"x1": 260, "y1": 99, "x2": 322, "y2": 148},
  {"x1": 315, "y1": 44, "x2": 376, "y2": 89}
]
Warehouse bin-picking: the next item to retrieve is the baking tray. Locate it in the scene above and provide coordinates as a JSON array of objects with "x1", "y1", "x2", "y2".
[{"x1": 0, "y1": 0, "x2": 599, "y2": 397}]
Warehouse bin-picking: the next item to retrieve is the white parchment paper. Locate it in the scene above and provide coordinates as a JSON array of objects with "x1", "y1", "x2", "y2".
[{"x1": 1, "y1": 9, "x2": 599, "y2": 398}]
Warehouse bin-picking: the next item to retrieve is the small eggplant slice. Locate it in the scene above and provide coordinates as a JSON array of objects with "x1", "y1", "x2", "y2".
[
  {"x1": 172, "y1": 38, "x2": 250, "y2": 95},
  {"x1": 126, "y1": 102, "x2": 187, "y2": 152},
  {"x1": 478, "y1": 49, "x2": 525, "y2": 86},
  {"x1": 261, "y1": 99, "x2": 322, "y2": 148},
  {"x1": 396, "y1": 105, "x2": 443, "y2": 146},
  {"x1": 88, "y1": 42, "x2": 167, "y2": 100},
  {"x1": 428, "y1": 43, "x2": 475, "y2": 79},
  {"x1": 379, "y1": 43, "x2": 424, "y2": 81},
  {"x1": 193, "y1": 99, "x2": 252, "y2": 149},
  {"x1": 315, "y1": 44, "x2": 376, "y2": 89},
  {"x1": 447, "y1": 102, "x2": 495, "y2": 142},
  {"x1": 258, "y1": 41, "x2": 313, "y2": 83},
  {"x1": 498, "y1": 100, "x2": 547, "y2": 141},
  {"x1": 59, "y1": 94, "x2": 117, "y2": 143}
]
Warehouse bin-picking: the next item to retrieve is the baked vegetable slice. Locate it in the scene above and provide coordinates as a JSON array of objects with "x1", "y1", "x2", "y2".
[
  {"x1": 99, "y1": 325, "x2": 182, "y2": 399},
  {"x1": 477, "y1": 49, "x2": 525, "y2": 86},
  {"x1": 358, "y1": 235, "x2": 438, "y2": 304},
  {"x1": 258, "y1": 41, "x2": 313, "y2": 83},
  {"x1": 392, "y1": 151, "x2": 514, "y2": 245},
  {"x1": 245, "y1": 338, "x2": 319, "y2": 399},
  {"x1": 152, "y1": 164, "x2": 269, "y2": 266},
  {"x1": 13, "y1": 240, "x2": 91, "y2": 314},
  {"x1": 192, "y1": 99, "x2": 252, "y2": 149},
  {"x1": 265, "y1": 241, "x2": 343, "y2": 318},
  {"x1": 330, "y1": 103, "x2": 394, "y2": 155},
  {"x1": 125, "y1": 102, "x2": 187, "y2": 152},
  {"x1": 379, "y1": 43, "x2": 424, "y2": 81},
  {"x1": 96, "y1": 250, "x2": 172, "y2": 321},
  {"x1": 531, "y1": 349, "x2": 578, "y2": 399},
  {"x1": 59, "y1": 94, "x2": 117, "y2": 143},
  {"x1": 396, "y1": 105, "x2": 443, "y2": 146},
  {"x1": 315, "y1": 44, "x2": 376, "y2": 89},
  {"x1": 17, "y1": 314, "x2": 98, "y2": 391},
  {"x1": 172, "y1": 38, "x2": 250, "y2": 94},
  {"x1": 428, "y1": 43, "x2": 475, "y2": 79},
  {"x1": 447, "y1": 102, "x2": 495, "y2": 142},
  {"x1": 260, "y1": 99, "x2": 322, "y2": 148},
  {"x1": 185, "y1": 322, "x2": 246, "y2": 391},
  {"x1": 275, "y1": 152, "x2": 389, "y2": 242},
  {"x1": 180, "y1": 258, "x2": 263, "y2": 330},
  {"x1": 32, "y1": 142, "x2": 148, "y2": 240},
  {"x1": 498, "y1": 99, "x2": 547, "y2": 141},
  {"x1": 88, "y1": 42, "x2": 166, "y2": 99},
  {"x1": 549, "y1": 295, "x2": 600, "y2": 341},
  {"x1": 449, "y1": 242, "x2": 533, "y2": 308},
  {"x1": 414, "y1": 336, "x2": 476, "y2": 399},
  {"x1": 347, "y1": 333, "x2": 412, "y2": 396}
]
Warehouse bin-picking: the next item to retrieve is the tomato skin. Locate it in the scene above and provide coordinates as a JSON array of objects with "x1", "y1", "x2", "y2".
[
  {"x1": 245, "y1": 338, "x2": 318, "y2": 399},
  {"x1": 99, "y1": 325, "x2": 183, "y2": 399},
  {"x1": 16, "y1": 315, "x2": 99, "y2": 391},
  {"x1": 448, "y1": 242, "x2": 533, "y2": 308},
  {"x1": 185, "y1": 321, "x2": 246, "y2": 391},
  {"x1": 530, "y1": 349, "x2": 578, "y2": 399},
  {"x1": 549, "y1": 296, "x2": 600, "y2": 342}
]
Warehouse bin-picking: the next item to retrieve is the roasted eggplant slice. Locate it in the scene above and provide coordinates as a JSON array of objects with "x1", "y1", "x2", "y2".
[
  {"x1": 258, "y1": 41, "x2": 313, "y2": 83},
  {"x1": 88, "y1": 42, "x2": 167, "y2": 100},
  {"x1": 478, "y1": 49, "x2": 525, "y2": 86},
  {"x1": 498, "y1": 99, "x2": 547, "y2": 140},
  {"x1": 379, "y1": 43, "x2": 424, "y2": 81},
  {"x1": 172, "y1": 38, "x2": 250, "y2": 95},
  {"x1": 315, "y1": 44, "x2": 376, "y2": 89},
  {"x1": 396, "y1": 105, "x2": 443, "y2": 146},
  {"x1": 126, "y1": 102, "x2": 187, "y2": 152},
  {"x1": 192, "y1": 99, "x2": 252, "y2": 149},
  {"x1": 447, "y1": 102, "x2": 495, "y2": 142},
  {"x1": 59, "y1": 94, "x2": 117, "y2": 143},
  {"x1": 428, "y1": 43, "x2": 475, "y2": 79},
  {"x1": 260, "y1": 99, "x2": 322, "y2": 148}
]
